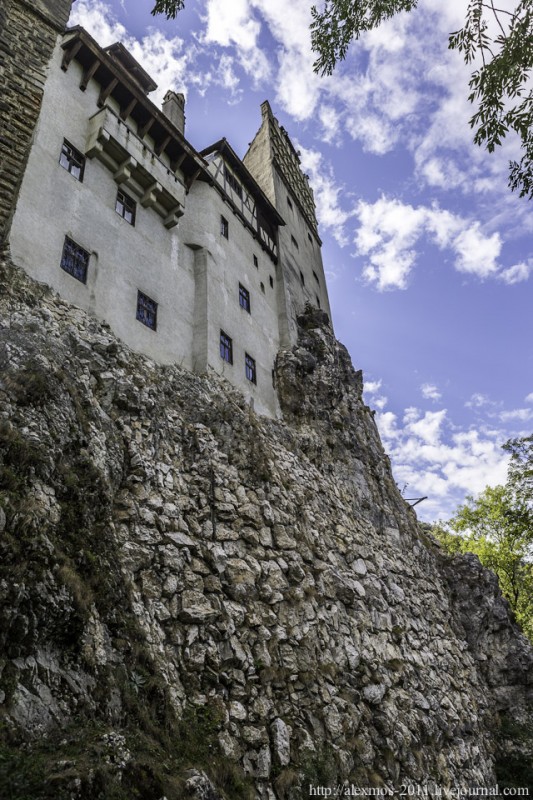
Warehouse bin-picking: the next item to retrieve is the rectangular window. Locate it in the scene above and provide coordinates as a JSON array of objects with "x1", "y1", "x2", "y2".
[
  {"x1": 260, "y1": 282, "x2": 265, "y2": 293},
  {"x1": 220, "y1": 330, "x2": 233, "y2": 364},
  {"x1": 136, "y1": 290, "x2": 157, "y2": 330},
  {"x1": 60, "y1": 236, "x2": 89, "y2": 283},
  {"x1": 115, "y1": 190, "x2": 136, "y2": 225},
  {"x1": 316, "y1": 294, "x2": 321, "y2": 308},
  {"x1": 287, "y1": 196, "x2": 293, "y2": 210},
  {"x1": 300, "y1": 270, "x2": 305, "y2": 286},
  {"x1": 291, "y1": 235, "x2": 299, "y2": 250},
  {"x1": 245, "y1": 353, "x2": 256, "y2": 384},
  {"x1": 308, "y1": 232, "x2": 313, "y2": 243},
  {"x1": 269, "y1": 275, "x2": 274, "y2": 288},
  {"x1": 239, "y1": 283, "x2": 251, "y2": 313},
  {"x1": 59, "y1": 140, "x2": 85, "y2": 181},
  {"x1": 253, "y1": 254, "x2": 258, "y2": 268},
  {"x1": 313, "y1": 270, "x2": 320, "y2": 285},
  {"x1": 220, "y1": 215, "x2": 229, "y2": 238},
  {"x1": 224, "y1": 167, "x2": 243, "y2": 199}
]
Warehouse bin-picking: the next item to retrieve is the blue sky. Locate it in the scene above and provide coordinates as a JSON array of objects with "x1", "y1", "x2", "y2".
[{"x1": 69, "y1": 0, "x2": 533, "y2": 521}]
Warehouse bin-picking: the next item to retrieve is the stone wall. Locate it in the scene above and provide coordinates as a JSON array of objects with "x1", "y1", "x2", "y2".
[
  {"x1": 0, "y1": 254, "x2": 532, "y2": 799},
  {"x1": 0, "y1": 0, "x2": 72, "y2": 246}
]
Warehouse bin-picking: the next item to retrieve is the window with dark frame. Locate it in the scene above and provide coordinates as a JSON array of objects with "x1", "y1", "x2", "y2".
[
  {"x1": 60, "y1": 236, "x2": 89, "y2": 283},
  {"x1": 59, "y1": 140, "x2": 85, "y2": 181},
  {"x1": 115, "y1": 189, "x2": 136, "y2": 225},
  {"x1": 287, "y1": 196, "x2": 293, "y2": 210},
  {"x1": 269, "y1": 275, "x2": 274, "y2": 288},
  {"x1": 260, "y1": 282, "x2": 265, "y2": 293},
  {"x1": 308, "y1": 232, "x2": 313, "y2": 243},
  {"x1": 224, "y1": 167, "x2": 243, "y2": 199},
  {"x1": 136, "y1": 290, "x2": 158, "y2": 330},
  {"x1": 220, "y1": 330, "x2": 233, "y2": 364},
  {"x1": 300, "y1": 270, "x2": 305, "y2": 286},
  {"x1": 220, "y1": 215, "x2": 229, "y2": 238},
  {"x1": 291, "y1": 235, "x2": 299, "y2": 250},
  {"x1": 239, "y1": 283, "x2": 251, "y2": 313},
  {"x1": 253, "y1": 254, "x2": 258, "y2": 268},
  {"x1": 313, "y1": 270, "x2": 320, "y2": 285},
  {"x1": 245, "y1": 353, "x2": 257, "y2": 384},
  {"x1": 316, "y1": 294, "x2": 321, "y2": 308}
]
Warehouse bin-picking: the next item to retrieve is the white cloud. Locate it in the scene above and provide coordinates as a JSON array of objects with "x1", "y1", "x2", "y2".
[
  {"x1": 465, "y1": 393, "x2": 493, "y2": 409},
  {"x1": 355, "y1": 197, "x2": 426, "y2": 290},
  {"x1": 365, "y1": 379, "x2": 382, "y2": 394},
  {"x1": 298, "y1": 145, "x2": 357, "y2": 246},
  {"x1": 354, "y1": 196, "x2": 526, "y2": 291},
  {"x1": 376, "y1": 405, "x2": 510, "y2": 520},
  {"x1": 421, "y1": 383, "x2": 442, "y2": 401},
  {"x1": 217, "y1": 54, "x2": 241, "y2": 96},
  {"x1": 452, "y1": 225, "x2": 501, "y2": 277},
  {"x1": 498, "y1": 408, "x2": 533, "y2": 423},
  {"x1": 373, "y1": 396, "x2": 389, "y2": 410},
  {"x1": 319, "y1": 105, "x2": 341, "y2": 144},
  {"x1": 203, "y1": 0, "x2": 271, "y2": 85},
  {"x1": 526, "y1": 393, "x2": 533, "y2": 404},
  {"x1": 69, "y1": 0, "x2": 127, "y2": 45},
  {"x1": 499, "y1": 261, "x2": 533, "y2": 285},
  {"x1": 204, "y1": 0, "x2": 260, "y2": 50}
]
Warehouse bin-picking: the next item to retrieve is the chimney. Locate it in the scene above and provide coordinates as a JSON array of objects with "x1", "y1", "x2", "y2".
[{"x1": 162, "y1": 91, "x2": 185, "y2": 136}]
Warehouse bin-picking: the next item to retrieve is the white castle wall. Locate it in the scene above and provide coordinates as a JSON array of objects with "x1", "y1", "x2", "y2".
[
  {"x1": 9, "y1": 30, "x2": 331, "y2": 419},
  {"x1": 9, "y1": 36, "x2": 196, "y2": 370}
]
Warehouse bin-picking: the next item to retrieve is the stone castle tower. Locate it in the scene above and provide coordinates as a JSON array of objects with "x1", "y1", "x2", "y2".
[{"x1": 0, "y1": 0, "x2": 72, "y2": 245}]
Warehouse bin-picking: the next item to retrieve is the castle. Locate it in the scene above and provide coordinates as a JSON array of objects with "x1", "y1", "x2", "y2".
[{"x1": 7, "y1": 23, "x2": 332, "y2": 418}]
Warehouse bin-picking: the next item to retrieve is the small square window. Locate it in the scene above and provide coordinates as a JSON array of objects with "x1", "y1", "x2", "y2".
[
  {"x1": 269, "y1": 275, "x2": 274, "y2": 288},
  {"x1": 291, "y1": 235, "x2": 299, "y2": 250},
  {"x1": 60, "y1": 236, "x2": 89, "y2": 283},
  {"x1": 220, "y1": 330, "x2": 233, "y2": 364},
  {"x1": 253, "y1": 254, "x2": 258, "y2": 268},
  {"x1": 300, "y1": 270, "x2": 305, "y2": 286},
  {"x1": 116, "y1": 190, "x2": 136, "y2": 225},
  {"x1": 136, "y1": 291, "x2": 157, "y2": 330},
  {"x1": 313, "y1": 270, "x2": 320, "y2": 285},
  {"x1": 59, "y1": 140, "x2": 85, "y2": 181},
  {"x1": 245, "y1": 353, "x2": 256, "y2": 384},
  {"x1": 239, "y1": 283, "x2": 251, "y2": 313},
  {"x1": 220, "y1": 215, "x2": 229, "y2": 238}
]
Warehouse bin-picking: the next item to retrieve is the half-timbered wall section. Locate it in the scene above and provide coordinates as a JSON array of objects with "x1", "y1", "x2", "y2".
[
  {"x1": 7, "y1": 26, "x2": 332, "y2": 418},
  {"x1": 200, "y1": 139, "x2": 282, "y2": 264}
]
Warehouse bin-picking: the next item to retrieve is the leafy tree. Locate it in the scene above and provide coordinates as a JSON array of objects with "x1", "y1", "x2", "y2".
[
  {"x1": 504, "y1": 434, "x2": 533, "y2": 504},
  {"x1": 151, "y1": 0, "x2": 533, "y2": 199},
  {"x1": 433, "y1": 442, "x2": 533, "y2": 641},
  {"x1": 310, "y1": 0, "x2": 533, "y2": 199},
  {"x1": 151, "y1": 0, "x2": 184, "y2": 18}
]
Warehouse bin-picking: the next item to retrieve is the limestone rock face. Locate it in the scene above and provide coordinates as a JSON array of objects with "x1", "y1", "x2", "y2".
[{"x1": 0, "y1": 257, "x2": 532, "y2": 798}]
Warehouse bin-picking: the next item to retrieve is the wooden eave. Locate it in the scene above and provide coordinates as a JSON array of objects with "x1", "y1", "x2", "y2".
[
  {"x1": 61, "y1": 27, "x2": 210, "y2": 184},
  {"x1": 201, "y1": 138, "x2": 285, "y2": 229},
  {"x1": 103, "y1": 41, "x2": 157, "y2": 94}
]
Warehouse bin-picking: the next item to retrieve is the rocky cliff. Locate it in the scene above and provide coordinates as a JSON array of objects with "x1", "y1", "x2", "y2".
[{"x1": 1, "y1": 254, "x2": 532, "y2": 799}]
